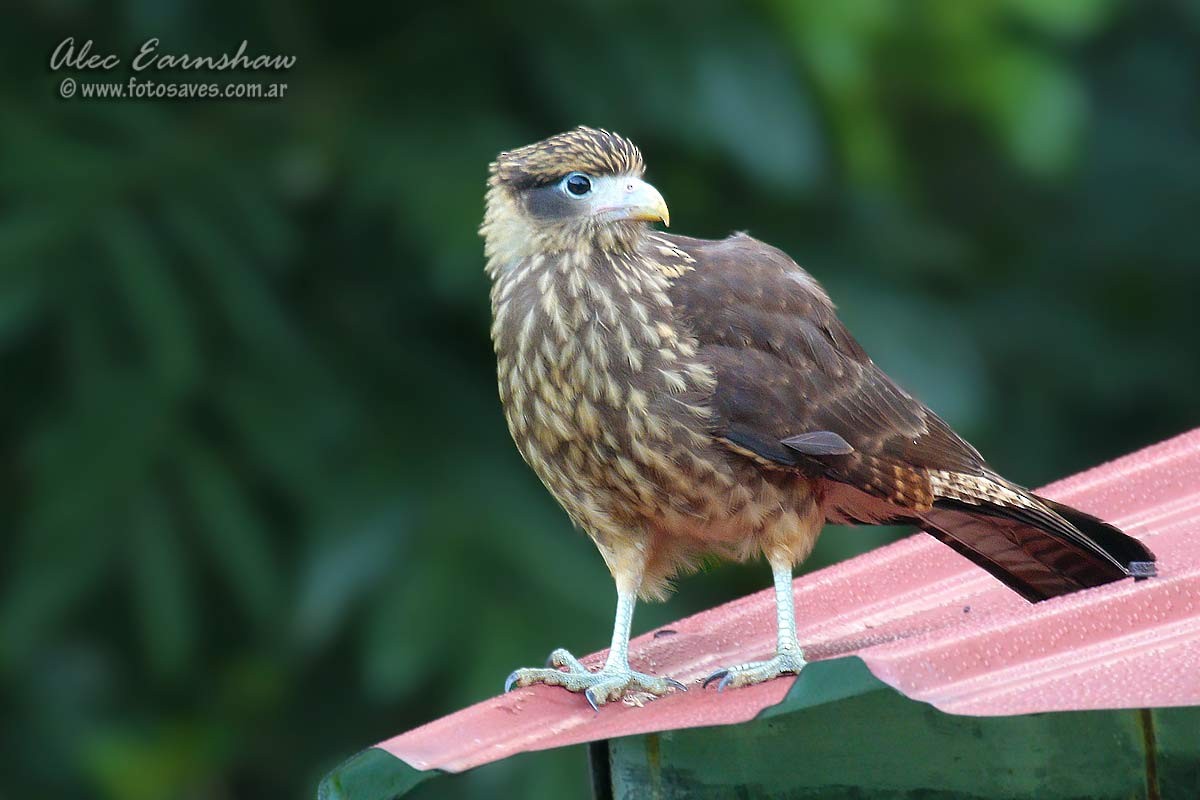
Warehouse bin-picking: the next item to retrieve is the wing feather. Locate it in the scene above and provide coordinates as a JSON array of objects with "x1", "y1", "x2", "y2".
[
  {"x1": 664, "y1": 233, "x2": 980, "y2": 509},
  {"x1": 658, "y1": 232, "x2": 1154, "y2": 602}
]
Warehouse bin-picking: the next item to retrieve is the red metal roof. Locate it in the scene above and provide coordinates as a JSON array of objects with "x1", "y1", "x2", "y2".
[{"x1": 377, "y1": 429, "x2": 1200, "y2": 774}]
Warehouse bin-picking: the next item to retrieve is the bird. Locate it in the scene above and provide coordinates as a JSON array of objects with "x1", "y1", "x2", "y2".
[{"x1": 481, "y1": 126, "x2": 1156, "y2": 709}]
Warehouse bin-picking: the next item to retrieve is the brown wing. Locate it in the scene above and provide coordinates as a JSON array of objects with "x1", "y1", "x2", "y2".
[
  {"x1": 663, "y1": 232, "x2": 985, "y2": 512},
  {"x1": 661, "y1": 232, "x2": 1155, "y2": 601}
]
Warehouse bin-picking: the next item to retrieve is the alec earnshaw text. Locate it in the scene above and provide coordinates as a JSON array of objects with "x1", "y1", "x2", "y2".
[{"x1": 50, "y1": 37, "x2": 296, "y2": 72}]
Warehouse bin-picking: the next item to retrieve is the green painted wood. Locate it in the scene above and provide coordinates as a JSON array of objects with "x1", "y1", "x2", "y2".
[
  {"x1": 318, "y1": 747, "x2": 436, "y2": 800},
  {"x1": 608, "y1": 691, "x2": 1200, "y2": 799},
  {"x1": 1153, "y1": 707, "x2": 1200, "y2": 798},
  {"x1": 757, "y1": 656, "x2": 889, "y2": 719}
]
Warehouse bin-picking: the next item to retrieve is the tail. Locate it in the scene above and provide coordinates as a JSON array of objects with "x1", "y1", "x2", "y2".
[{"x1": 919, "y1": 474, "x2": 1156, "y2": 603}]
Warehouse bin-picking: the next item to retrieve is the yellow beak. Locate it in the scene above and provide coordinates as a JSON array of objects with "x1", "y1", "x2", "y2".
[{"x1": 596, "y1": 177, "x2": 670, "y2": 227}]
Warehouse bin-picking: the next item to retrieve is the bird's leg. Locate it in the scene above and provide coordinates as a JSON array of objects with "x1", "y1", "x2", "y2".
[
  {"x1": 504, "y1": 573, "x2": 685, "y2": 710},
  {"x1": 704, "y1": 553, "x2": 807, "y2": 691}
]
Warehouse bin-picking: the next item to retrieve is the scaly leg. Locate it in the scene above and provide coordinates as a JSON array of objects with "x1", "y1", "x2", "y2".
[
  {"x1": 703, "y1": 553, "x2": 807, "y2": 691},
  {"x1": 504, "y1": 576, "x2": 684, "y2": 710}
]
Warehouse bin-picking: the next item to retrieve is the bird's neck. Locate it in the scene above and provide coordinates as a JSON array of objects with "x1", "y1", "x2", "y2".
[{"x1": 489, "y1": 238, "x2": 676, "y2": 354}]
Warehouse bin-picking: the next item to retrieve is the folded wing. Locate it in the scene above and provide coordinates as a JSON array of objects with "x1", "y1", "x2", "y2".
[{"x1": 664, "y1": 233, "x2": 1155, "y2": 601}]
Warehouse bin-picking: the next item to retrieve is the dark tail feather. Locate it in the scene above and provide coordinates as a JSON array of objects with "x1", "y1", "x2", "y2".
[
  {"x1": 918, "y1": 498, "x2": 1156, "y2": 603},
  {"x1": 1033, "y1": 495, "x2": 1157, "y2": 578}
]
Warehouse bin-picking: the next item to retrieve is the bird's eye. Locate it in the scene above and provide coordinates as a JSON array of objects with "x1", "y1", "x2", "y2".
[{"x1": 562, "y1": 172, "x2": 592, "y2": 198}]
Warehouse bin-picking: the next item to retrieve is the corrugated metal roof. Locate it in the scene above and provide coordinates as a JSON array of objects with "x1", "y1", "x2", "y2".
[{"x1": 370, "y1": 428, "x2": 1200, "y2": 776}]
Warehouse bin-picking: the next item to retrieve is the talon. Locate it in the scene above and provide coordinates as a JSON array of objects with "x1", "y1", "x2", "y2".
[
  {"x1": 703, "y1": 652, "x2": 807, "y2": 692},
  {"x1": 505, "y1": 648, "x2": 675, "y2": 706}
]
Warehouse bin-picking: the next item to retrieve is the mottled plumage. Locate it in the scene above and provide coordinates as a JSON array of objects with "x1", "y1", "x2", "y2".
[{"x1": 483, "y1": 127, "x2": 1156, "y2": 706}]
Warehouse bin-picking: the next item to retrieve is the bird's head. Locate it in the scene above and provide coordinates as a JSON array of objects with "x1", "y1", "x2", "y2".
[{"x1": 481, "y1": 127, "x2": 669, "y2": 270}]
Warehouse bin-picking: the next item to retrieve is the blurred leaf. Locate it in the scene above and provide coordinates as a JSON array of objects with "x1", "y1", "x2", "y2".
[
  {"x1": 161, "y1": 199, "x2": 308, "y2": 365},
  {"x1": 130, "y1": 491, "x2": 194, "y2": 681},
  {"x1": 99, "y1": 208, "x2": 199, "y2": 393},
  {"x1": 209, "y1": 169, "x2": 299, "y2": 269},
  {"x1": 82, "y1": 722, "x2": 226, "y2": 800},
  {"x1": 692, "y1": 46, "x2": 825, "y2": 193},
  {"x1": 179, "y1": 440, "x2": 282, "y2": 632},
  {"x1": 2, "y1": 372, "x2": 171, "y2": 666},
  {"x1": 0, "y1": 281, "x2": 39, "y2": 349},
  {"x1": 361, "y1": 557, "x2": 455, "y2": 700},
  {"x1": 0, "y1": 208, "x2": 66, "y2": 274},
  {"x1": 213, "y1": 367, "x2": 343, "y2": 504},
  {"x1": 25, "y1": 372, "x2": 171, "y2": 536},
  {"x1": 0, "y1": 528, "x2": 112, "y2": 670},
  {"x1": 1004, "y1": 0, "x2": 1119, "y2": 38},
  {"x1": 968, "y1": 48, "x2": 1086, "y2": 176},
  {"x1": 292, "y1": 500, "x2": 408, "y2": 653},
  {"x1": 770, "y1": 0, "x2": 899, "y2": 182}
]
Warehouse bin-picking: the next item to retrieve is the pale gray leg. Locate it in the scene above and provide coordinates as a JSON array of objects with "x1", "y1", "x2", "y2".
[
  {"x1": 505, "y1": 583, "x2": 685, "y2": 710},
  {"x1": 704, "y1": 554, "x2": 807, "y2": 691}
]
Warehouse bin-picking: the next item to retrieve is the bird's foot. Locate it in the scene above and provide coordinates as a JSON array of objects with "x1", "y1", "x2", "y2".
[
  {"x1": 702, "y1": 647, "x2": 806, "y2": 692},
  {"x1": 505, "y1": 648, "x2": 685, "y2": 710}
]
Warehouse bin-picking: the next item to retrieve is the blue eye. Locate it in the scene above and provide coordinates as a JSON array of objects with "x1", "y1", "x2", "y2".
[{"x1": 563, "y1": 172, "x2": 592, "y2": 197}]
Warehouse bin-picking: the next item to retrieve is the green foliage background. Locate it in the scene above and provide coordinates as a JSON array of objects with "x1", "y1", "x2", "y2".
[{"x1": 2, "y1": 1, "x2": 1198, "y2": 797}]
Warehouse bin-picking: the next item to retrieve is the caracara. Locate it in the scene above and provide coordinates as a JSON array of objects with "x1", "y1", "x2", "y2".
[{"x1": 481, "y1": 127, "x2": 1155, "y2": 709}]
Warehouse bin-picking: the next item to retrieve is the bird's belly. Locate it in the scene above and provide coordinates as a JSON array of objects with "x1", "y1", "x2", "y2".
[
  {"x1": 650, "y1": 461, "x2": 823, "y2": 554},
  {"x1": 506, "y1": 369, "x2": 819, "y2": 553}
]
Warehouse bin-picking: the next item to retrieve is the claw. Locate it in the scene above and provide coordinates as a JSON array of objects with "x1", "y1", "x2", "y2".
[
  {"x1": 506, "y1": 648, "x2": 682, "y2": 708},
  {"x1": 703, "y1": 651, "x2": 806, "y2": 692}
]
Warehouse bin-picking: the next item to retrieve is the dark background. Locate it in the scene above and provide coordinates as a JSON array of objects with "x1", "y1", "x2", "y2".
[{"x1": 3, "y1": 2, "x2": 1198, "y2": 798}]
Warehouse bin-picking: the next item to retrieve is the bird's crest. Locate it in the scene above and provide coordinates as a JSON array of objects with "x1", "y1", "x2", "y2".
[{"x1": 489, "y1": 127, "x2": 645, "y2": 189}]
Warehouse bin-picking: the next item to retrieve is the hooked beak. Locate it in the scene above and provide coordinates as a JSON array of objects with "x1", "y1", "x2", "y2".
[{"x1": 596, "y1": 177, "x2": 670, "y2": 227}]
